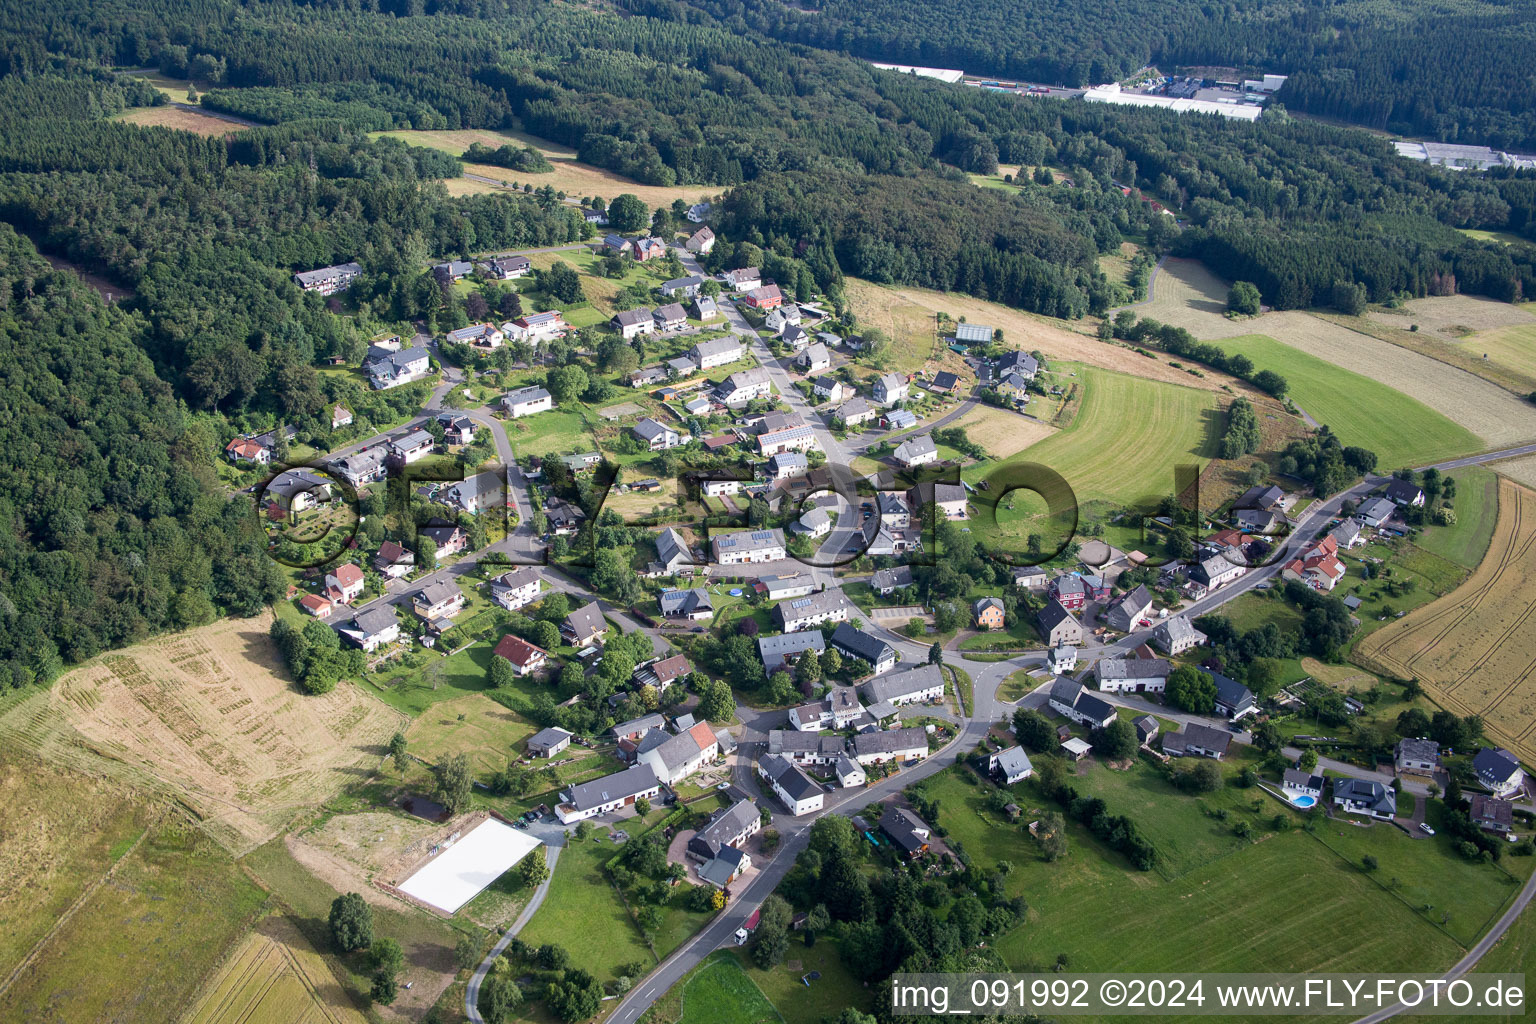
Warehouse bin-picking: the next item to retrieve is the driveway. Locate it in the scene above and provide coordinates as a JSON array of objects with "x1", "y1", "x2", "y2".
[{"x1": 464, "y1": 838, "x2": 564, "y2": 1023}]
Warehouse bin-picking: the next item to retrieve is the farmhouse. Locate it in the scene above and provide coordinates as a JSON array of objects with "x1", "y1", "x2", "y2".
[
  {"x1": 758, "y1": 753, "x2": 824, "y2": 815},
  {"x1": 831, "y1": 622, "x2": 898, "y2": 675},
  {"x1": 851, "y1": 727, "x2": 929, "y2": 765},
  {"x1": 413, "y1": 580, "x2": 465, "y2": 621},
  {"x1": 337, "y1": 606, "x2": 401, "y2": 652},
  {"x1": 758, "y1": 631, "x2": 826, "y2": 674},
  {"x1": 769, "y1": 729, "x2": 847, "y2": 765},
  {"x1": 659, "y1": 588, "x2": 714, "y2": 621},
  {"x1": 1152, "y1": 616, "x2": 1207, "y2": 656},
  {"x1": 1095, "y1": 657, "x2": 1171, "y2": 694},
  {"x1": 1394, "y1": 737, "x2": 1441, "y2": 776},
  {"x1": 871, "y1": 565, "x2": 914, "y2": 596},
  {"x1": 633, "y1": 417, "x2": 683, "y2": 450},
  {"x1": 773, "y1": 590, "x2": 848, "y2": 632},
  {"x1": 990, "y1": 745, "x2": 1034, "y2": 784},
  {"x1": 691, "y1": 337, "x2": 743, "y2": 369},
  {"x1": 294, "y1": 261, "x2": 363, "y2": 295},
  {"x1": 1162, "y1": 723, "x2": 1231, "y2": 760},
  {"x1": 880, "y1": 807, "x2": 933, "y2": 857},
  {"x1": 892, "y1": 435, "x2": 939, "y2": 468},
  {"x1": 1470, "y1": 794, "x2": 1515, "y2": 833},
  {"x1": 490, "y1": 567, "x2": 544, "y2": 610},
  {"x1": 502, "y1": 385, "x2": 554, "y2": 419},
  {"x1": 1037, "y1": 600, "x2": 1084, "y2": 647},
  {"x1": 687, "y1": 798, "x2": 761, "y2": 873},
  {"x1": 556, "y1": 764, "x2": 663, "y2": 824},
  {"x1": 1046, "y1": 678, "x2": 1117, "y2": 729},
  {"x1": 528, "y1": 726, "x2": 573, "y2": 758},
  {"x1": 872, "y1": 372, "x2": 909, "y2": 406},
  {"x1": 1332, "y1": 777, "x2": 1397, "y2": 820},
  {"x1": 612, "y1": 308, "x2": 654, "y2": 339},
  {"x1": 562, "y1": 601, "x2": 609, "y2": 647},
  {"x1": 861, "y1": 663, "x2": 944, "y2": 706},
  {"x1": 1474, "y1": 747, "x2": 1525, "y2": 797},
  {"x1": 638, "y1": 721, "x2": 721, "y2": 785},
  {"x1": 1103, "y1": 584, "x2": 1154, "y2": 632},
  {"x1": 713, "y1": 529, "x2": 787, "y2": 565},
  {"x1": 491, "y1": 633, "x2": 550, "y2": 676}
]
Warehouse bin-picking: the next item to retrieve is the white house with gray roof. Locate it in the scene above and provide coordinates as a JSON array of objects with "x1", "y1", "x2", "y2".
[
  {"x1": 1152, "y1": 615, "x2": 1206, "y2": 656},
  {"x1": 1095, "y1": 657, "x2": 1171, "y2": 695},
  {"x1": 872, "y1": 372, "x2": 909, "y2": 406},
  {"x1": 502, "y1": 385, "x2": 554, "y2": 418},
  {"x1": 713, "y1": 529, "x2": 786, "y2": 565},
  {"x1": 892, "y1": 435, "x2": 939, "y2": 469},
  {"x1": 861, "y1": 663, "x2": 944, "y2": 706},
  {"x1": 758, "y1": 754, "x2": 824, "y2": 815},
  {"x1": 990, "y1": 745, "x2": 1034, "y2": 784},
  {"x1": 556, "y1": 764, "x2": 662, "y2": 823},
  {"x1": 831, "y1": 623, "x2": 897, "y2": 675},
  {"x1": 851, "y1": 727, "x2": 929, "y2": 766},
  {"x1": 758, "y1": 631, "x2": 825, "y2": 674},
  {"x1": 690, "y1": 337, "x2": 744, "y2": 370},
  {"x1": 772, "y1": 590, "x2": 848, "y2": 632}
]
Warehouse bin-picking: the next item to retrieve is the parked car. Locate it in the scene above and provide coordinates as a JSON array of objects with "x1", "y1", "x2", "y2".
[{"x1": 1419, "y1": 823, "x2": 1435, "y2": 835}]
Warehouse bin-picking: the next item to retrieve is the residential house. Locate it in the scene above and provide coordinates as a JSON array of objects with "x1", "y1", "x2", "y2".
[
  {"x1": 880, "y1": 807, "x2": 933, "y2": 857},
  {"x1": 686, "y1": 202, "x2": 712, "y2": 223},
  {"x1": 504, "y1": 311, "x2": 567, "y2": 345},
  {"x1": 995, "y1": 350, "x2": 1039, "y2": 381},
  {"x1": 331, "y1": 405, "x2": 353, "y2": 429},
  {"x1": 910, "y1": 481, "x2": 967, "y2": 519},
  {"x1": 1234, "y1": 484, "x2": 1285, "y2": 511},
  {"x1": 1356, "y1": 497, "x2": 1396, "y2": 529},
  {"x1": 294, "y1": 261, "x2": 363, "y2": 295},
  {"x1": 722, "y1": 267, "x2": 761, "y2": 290},
  {"x1": 603, "y1": 233, "x2": 630, "y2": 254},
  {"x1": 1162, "y1": 723, "x2": 1232, "y2": 760},
  {"x1": 1329, "y1": 518, "x2": 1366, "y2": 549},
  {"x1": 562, "y1": 601, "x2": 609, "y2": 647},
  {"x1": 831, "y1": 622, "x2": 897, "y2": 676},
  {"x1": 478, "y1": 255, "x2": 531, "y2": 280},
  {"x1": 758, "y1": 754, "x2": 824, "y2": 815},
  {"x1": 331, "y1": 448, "x2": 386, "y2": 488},
  {"x1": 630, "y1": 366, "x2": 669, "y2": 389},
  {"x1": 858, "y1": 665, "x2": 944, "y2": 708},
  {"x1": 325, "y1": 563, "x2": 366, "y2": 604},
  {"x1": 787, "y1": 686, "x2": 864, "y2": 731},
  {"x1": 755, "y1": 574, "x2": 816, "y2": 601},
  {"x1": 1037, "y1": 600, "x2": 1084, "y2": 646},
  {"x1": 1475, "y1": 747, "x2": 1525, "y2": 797},
  {"x1": 1332, "y1": 777, "x2": 1397, "y2": 820},
  {"x1": 660, "y1": 275, "x2": 705, "y2": 299},
  {"x1": 300, "y1": 593, "x2": 333, "y2": 617},
  {"x1": 1282, "y1": 768, "x2": 1324, "y2": 798},
  {"x1": 1470, "y1": 794, "x2": 1515, "y2": 833},
  {"x1": 687, "y1": 799, "x2": 761, "y2": 875},
  {"x1": 634, "y1": 654, "x2": 693, "y2": 689},
  {"x1": 767, "y1": 451, "x2": 809, "y2": 481},
  {"x1": 702, "y1": 479, "x2": 741, "y2": 497},
  {"x1": 638, "y1": 721, "x2": 721, "y2": 785},
  {"x1": 851, "y1": 727, "x2": 929, "y2": 766},
  {"x1": 1152, "y1": 616, "x2": 1207, "y2": 656},
  {"x1": 651, "y1": 527, "x2": 695, "y2": 576},
  {"x1": 502, "y1": 385, "x2": 554, "y2": 419},
  {"x1": 766, "y1": 306, "x2": 803, "y2": 332},
  {"x1": 546, "y1": 497, "x2": 585, "y2": 535},
  {"x1": 446, "y1": 323, "x2": 504, "y2": 349},
  {"x1": 632, "y1": 237, "x2": 666, "y2": 262},
  {"x1": 758, "y1": 420, "x2": 818, "y2": 457},
  {"x1": 928, "y1": 371, "x2": 960, "y2": 394},
  {"x1": 990, "y1": 746, "x2": 1034, "y2": 785},
  {"x1": 436, "y1": 413, "x2": 475, "y2": 445},
  {"x1": 365, "y1": 345, "x2": 432, "y2": 390},
  {"x1": 835, "y1": 756, "x2": 867, "y2": 788},
  {"x1": 386, "y1": 430, "x2": 434, "y2": 466},
  {"x1": 1211, "y1": 671, "x2": 1257, "y2": 721},
  {"x1": 265, "y1": 469, "x2": 334, "y2": 514},
  {"x1": 611, "y1": 713, "x2": 666, "y2": 744},
  {"x1": 432, "y1": 260, "x2": 472, "y2": 282},
  {"x1": 758, "y1": 631, "x2": 826, "y2": 674},
  {"x1": 1095, "y1": 657, "x2": 1172, "y2": 695},
  {"x1": 490, "y1": 567, "x2": 543, "y2": 611},
  {"x1": 1393, "y1": 738, "x2": 1442, "y2": 779},
  {"x1": 1236, "y1": 507, "x2": 1285, "y2": 533},
  {"x1": 582, "y1": 208, "x2": 608, "y2": 226},
  {"x1": 336, "y1": 606, "x2": 400, "y2": 652},
  {"x1": 790, "y1": 506, "x2": 832, "y2": 539},
  {"x1": 1133, "y1": 714, "x2": 1159, "y2": 744},
  {"x1": 878, "y1": 491, "x2": 912, "y2": 529},
  {"x1": 1049, "y1": 575, "x2": 1088, "y2": 611},
  {"x1": 1103, "y1": 585, "x2": 1154, "y2": 632},
  {"x1": 528, "y1": 726, "x2": 573, "y2": 758},
  {"x1": 714, "y1": 367, "x2": 773, "y2": 407},
  {"x1": 713, "y1": 529, "x2": 787, "y2": 565},
  {"x1": 653, "y1": 303, "x2": 689, "y2": 331},
  {"x1": 692, "y1": 296, "x2": 720, "y2": 320},
  {"x1": 743, "y1": 284, "x2": 783, "y2": 309},
  {"x1": 633, "y1": 417, "x2": 682, "y2": 451},
  {"x1": 871, "y1": 566, "x2": 914, "y2": 596},
  {"x1": 374, "y1": 540, "x2": 415, "y2": 579},
  {"x1": 892, "y1": 434, "x2": 939, "y2": 468},
  {"x1": 872, "y1": 372, "x2": 909, "y2": 406},
  {"x1": 612, "y1": 308, "x2": 655, "y2": 339},
  {"x1": 1047, "y1": 644, "x2": 1078, "y2": 675},
  {"x1": 224, "y1": 435, "x2": 274, "y2": 465},
  {"x1": 442, "y1": 470, "x2": 507, "y2": 514},
  {"x1": 1046, "y1": 678, "x2": 1117, "y2": 729},
  {"x1": 1282, "y1": 535, "x2": 1346, "y2": 591},
  {"x1": 492, "y1": 633, "x2": 550, "y2": 676},
  {"x1": 413, "y1": 580, "x2": 464, "y2": 621},
  {"x1": 1385, "y1": 479, "x2": 1427, "y2": 507},
  {"x1": 1013, "y1": 566, "x2": 1048, "y2": 590},
  {"x1": 686, "y1": 226, "x2": 716, "y2": 254},
  {"x1": 833, "y1": 396, "x2": 877, "y2": 428},
  {"x1": 954, "y1": 322, "x2": 993, "y2": 344},
  {"x1": 974, "y1": 597, "x2": 1005, "y2": 630},
  {"x1": 555, "y1": 764, "x2": 662, "y2": 824},
  {"x1": 1188, "y1": 554, "x2": 1246, "y2": 595},
  {"x1": 659, "y1": 588, "x2": 714, "y2": 622},
  {"x1": 768, "y1": 730, "x2": 846, "y2": 765}
]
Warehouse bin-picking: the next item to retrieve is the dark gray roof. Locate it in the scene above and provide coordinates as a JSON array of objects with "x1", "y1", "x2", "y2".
[
  {"x1": 1038, "y1": 600, "x2": 1079, "y2": 632},
  {"x1": 1282, "y1": 768, "x2": 1323, "y2": 790},
  {"x1": 529, "y1": 726, "x2": 573, "y2": 750},
  {"x1": 564, "y1": 600, "x2": 606, "y2": 638},
  {"x1": 831, "y1": 622, "x2": 894, "y2": 666},
  {"x1": 852, "y1": 727, "x2": 927, "y2": 755},
  {"x1": 564, "y1": 764, "x2": 659, "y2": 811},
  {"x1": 1395, "y1": 737, "x2": 1440, "y2": 762},
  {"x1": 349, "y1": 605, "x2": 398, "y2": 636},
  {"x1": 761, "y1": 753, "x2": 821, "y2": 800},
  {"x1": 1167, "y1": 723, "x2": 1231, "y2": 755},
  {"x1": 879, "y1": 806, "x2": 931, "y2": 853},
  {"x1": 871, "y1": 566, "x2": 914, "y2": 591},
  {"x1": 861, "y1": 664, "x2": 943, "y2": 704},
  {"x1": 1333, "y1": 777, "x2": 1396, "y2": 815},
  {"x1": 1475, "y1": 747, "x2": 1522, "y2": 786},
  {"x1": 758, "y1": 631, "x2": 826, "y2": 670},
  {"x1": 612, "y1": 712, "x2": 666, "y2": 738},
  {"x1": 1096, "y1": 657, "x2": 1171, "y2": 681},
  {"x1": 1211, "y1": 671, "x2": 1254, "y2": 713},
  {"x1": 659, "y1": 588, "x2": 713, "y2": 616}
]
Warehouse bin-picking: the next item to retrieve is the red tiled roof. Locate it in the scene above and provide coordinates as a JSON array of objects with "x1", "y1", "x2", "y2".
[
  {"x1": 493, "y1": 633, "x2": 550, "y2": 669},
  {"x1": 330, "y1": 563, "x2": 364, "y2": 586}
]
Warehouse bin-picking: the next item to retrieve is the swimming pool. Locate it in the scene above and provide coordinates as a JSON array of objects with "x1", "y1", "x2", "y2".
[{"x1": 1290, "y1": 794, "x2": 1317, "y2": 808}]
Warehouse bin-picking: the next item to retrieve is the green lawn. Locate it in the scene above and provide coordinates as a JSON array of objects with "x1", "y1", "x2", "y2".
[
  {"x1": 677, "y1": 953, "x2": 783, "y2": 1024},
  {"x1": 734, "y1": 941, "x2": 869, "y2": 1024},
  {"x1": 517, "y1": 832, "x2": 655, "y2": 983},
  {"x1": 1221, "y1": 334, "x2": 1481, "y2": 466},
  {"x1": 1413, "y1": 464, "x2": 1499, "y2": 569}
]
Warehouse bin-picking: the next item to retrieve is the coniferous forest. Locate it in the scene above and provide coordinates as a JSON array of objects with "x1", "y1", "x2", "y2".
[{"x1": 0, "y1": 0, "x2": 1533, "y2": 685}]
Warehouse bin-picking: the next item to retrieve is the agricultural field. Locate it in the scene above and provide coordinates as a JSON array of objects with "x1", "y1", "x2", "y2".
[
  {"x1": 116, "y1": 104, "x2": 246, "y2": 135},
  {"x1": 945, "y1": 403, "x2": 1056, "y2": 459},
  {"x1": 1413, "y1": 464, "x2": 1500, "y2": 569},
  {"x1": 1381, "y1": 293, "x2": 1536, "y2": 342},
  {"x1": 1460, "y1": 321, "x2": 1536, "y2": 381},
  {"x1": 39, "y1": 613, "x2": 405, "y2": 854},
  {"x1": 1356, "y1": 478, "x2": 1536, "y2": 762},
  {"x1": 1125, "y1": 257, "x2": 1238, "y2": 339},
  {"x1": 1219, "y1": 334, "x2": 1480, "y2": 467},
  {"x1": 845, "y1": 277, "x2": 1237, "y2": 391},
  {"x1": 0, "y1": 819, "x2": 268, "y2": 1024},
  {"x1": 186, "y1": 914, "x2": 369, "y2": 1024},
  {"x1": 373, "y1": 128, "x2": 717, "y2": 208}
]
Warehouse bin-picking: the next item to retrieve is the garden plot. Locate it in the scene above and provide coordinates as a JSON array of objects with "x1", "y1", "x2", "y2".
[
  {"x1": 397, "y1": 816, "x2": 540, "y2": 914},
  {"x1": 44, "y1": 613, "x2": 405, "y2": 854}
]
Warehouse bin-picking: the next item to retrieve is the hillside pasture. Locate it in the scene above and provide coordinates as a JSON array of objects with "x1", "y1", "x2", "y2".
[
  {"x1": 1414, "y1": 463, "x2": 1500, "y2": 569},
  {"x1": 402, "y1": 693, "x2": 538, "y2": 774},
  {"x1": 1355, "y1": 478, "x2": 1536, "y2": 764},
  {"x1": 116, "y1": 105, "x2": 246, "y2": 135},
  {"x1": 44, "y1": 613, "x2": 405, "y2": 853},
  {"x1": 1219, "y1": 334, "x2": 1481, "y2": 467},
  {"x1": 186, "y1": 914, "x2": 368, "y2": 1024},
  {"x1": 374, "y1": 128, "x2": 717, "y2": 208},
  {"x1": 1462, "y1": 321, "x2": 1536, "y2": 381},
  {"x1": 1126, "y1": 256, "x2": 1239, "y2": 339}
]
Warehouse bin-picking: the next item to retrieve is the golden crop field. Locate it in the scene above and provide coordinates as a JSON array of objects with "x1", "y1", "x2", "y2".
[
  {"x1": 946, "y1": 403, "x2": 1057, "y2": 459},
  {"x1": 187, "y1": 916, "x2": 367, "y2": 1024},
  {"x1": 1356, "y1": 477, "x2": 1536, "y2": 762},
  {"x1": 116, "y1": 106, "x2": 246, "y2": 136},
  {"x1": 44, "y1": 614, "x2": 405, "y2": 854}
]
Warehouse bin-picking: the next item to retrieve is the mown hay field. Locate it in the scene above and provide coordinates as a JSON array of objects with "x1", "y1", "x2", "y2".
[
  {"x1": 946, "y1": 403, "x2": 1057, "y2": 459},
  {"x1": 403, "y1": 693, "x2": 537, "y2": 775},
  {"x1": 116, "y1": 105, "x2": 245, "y2": 136},
  {"x1": 1126, "y1": 257, "x2": 1239, "y2": 339},
  {"x1": 186, "y1": 915, "x2": 368, "y2": 1024},
  {"x1": 374, "y1": 128, "x2": 717, "y2": 208},
  {"x1": 847, "y1": 277, "x2": 1235, "y2": 391},
  {"x1": 44, "y1": 613, "x2": 405, "y2": 853},
  {"x1": 1462, "y1": 321, "x2": 1536, "y2": 381},
  {"x1": 1356, "y1": 478, "x2": 1536, "y2": 764},
  {"x1": 1220, "y1": 334, "x2": 1482, "y2": 467}
]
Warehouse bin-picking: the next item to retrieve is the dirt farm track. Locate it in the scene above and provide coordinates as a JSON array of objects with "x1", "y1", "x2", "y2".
[{"x1": 1356, "y1": 477, "x2": 1536, "y2": 763}]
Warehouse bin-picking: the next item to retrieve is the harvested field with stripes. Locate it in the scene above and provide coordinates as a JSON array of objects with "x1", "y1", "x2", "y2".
[
  {"x1": 1356, "y1": 478, "x2": 1536, "y2": 763},
  {"x1": 187, "y1": 916, "x2": 367, "y2": 1024}
]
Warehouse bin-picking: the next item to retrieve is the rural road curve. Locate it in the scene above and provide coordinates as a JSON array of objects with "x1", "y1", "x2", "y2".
[{"x1": 464, "y1": 841, "x2": 564, "y2": 1023}]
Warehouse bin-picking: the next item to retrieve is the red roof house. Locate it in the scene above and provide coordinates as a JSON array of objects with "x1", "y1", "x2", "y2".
[{"x1": 492, "y1": 633, "x2": 551, "y2": 676}]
